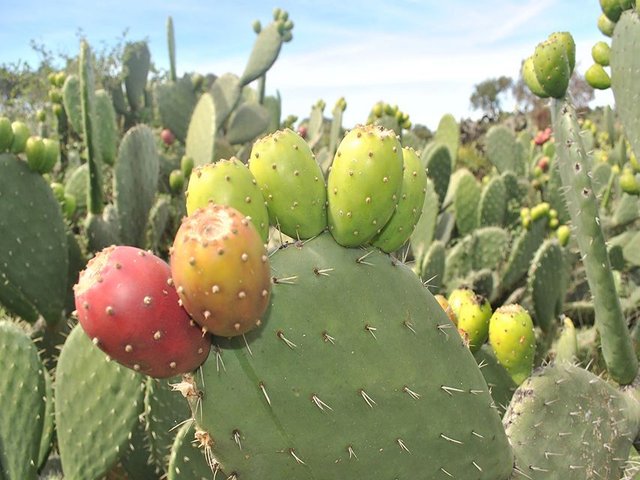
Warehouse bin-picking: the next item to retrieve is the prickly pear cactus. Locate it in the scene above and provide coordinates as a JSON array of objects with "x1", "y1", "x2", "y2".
[
  {"x1": 188, "y1": 233, "x2": 514, "y2": 478},
  {"x1": 504, "y1": 363, "x2": 640, "y2": 479},
  {"x1": 0, "y1": 154, "x2": 68, "y2": 324},
  {"x1": 0, "y1": 320, "x2": 47, "y2": 480},
  {"x1": 55, "y1": 325, "x2": 145, "y2": 479}
]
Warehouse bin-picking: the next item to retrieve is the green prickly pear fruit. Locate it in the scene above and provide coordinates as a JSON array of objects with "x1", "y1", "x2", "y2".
[
  {"x1": 549, "y1": 32, "x2": 576, "y2": 72},
  {"x1": 548, "y1": 217, "x2": 559, "y2": 230},
  {"x1": 372, "y1": 102, "x2": 384, "y2": 118},
  {"x1": 532, "y1": 34, "x2": 573, "y2": 99},
  {"x1": 372, "y1": 147, "x2": 427, "y2": 252},
  {"x1": 620, "y1": 168, "x2": 640, "y2": 195},
  {"x1": 556, "y1": 224, "x2": 571, "y2": 246},
  {"x1": 36, "y1": 109, "x2": 46, "y2": 122},
  {"x1": 10, "y1": 121, "x2": 30, "y2": 154},
  {"x1": 585, "y1": 63, "x2": 611, "y2": 89},
  {"x1": 522, "y1": 56, "x2": 550, "y2": 98},
  {"x1": 50, "y1": 182, "x2": 65, "y2": 202},
  {"x1": 62, "y1": 193, "x2": 77, "y2": 219},
  {"x1": 249, "y1": 128, "x2": 327, "y2": 239},
  {"x1": 327, "y1": 124, "x2": 403, "y2": 247},
  {"x1": 252, "y1": 20, "x2": 261, "y2": 34},
  {"x1": 530, "y1": 202, "x2": 550, "y2": 221},
  {"x1": 42, "y1": 138, "x2": 60, "y2": 173},
  {"x1": 600, "y1": 0, "x2": 623, "y2": 22},
  {"x1": 25, "y1": 136, "x2": 47, "y2": 173},
  {"x1": 186, "y1": 158, "x2": 270, "y2": 242},
  {"x1": 181, "y1": 155, "x2": 194, "y2": 178},
  {"x1": 54, "y1": 71, "x2": 66, "y2": 88},
  {"x1": 169, "y1": 169, "x2": 185, "y2": 193},
  {"x1": 592, "y1": 41, "x2": 611, "y2": 66},
  {"x1": 448, "y1": 288, "x2": 492, "y2": 352},
  {"x1": 170, "y1": 204, "x2": 271, "y2": 337},
  {"x1": 488, "y1": 304, "x2": 535, "y2": 385},
  {"x1": 0, "y1": 117, "x2": 14, "y2": 152},
  {"x1": 598, "y1": 13, "x2": 616, "y2": 37}
]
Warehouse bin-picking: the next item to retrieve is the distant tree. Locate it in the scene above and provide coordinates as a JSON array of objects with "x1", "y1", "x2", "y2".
[{"x1": 469, "y1": 76, "x2": 513, "y2": 120}]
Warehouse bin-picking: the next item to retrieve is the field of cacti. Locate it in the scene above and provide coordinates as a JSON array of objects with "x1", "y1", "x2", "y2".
[{"x1": 3, "y1": 2, "x2": 640, "y2": 479}]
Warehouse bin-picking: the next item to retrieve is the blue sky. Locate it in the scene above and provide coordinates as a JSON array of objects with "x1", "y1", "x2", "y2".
[{"x1": 1, "y1": 0, "x2": 613, "y2": 129}]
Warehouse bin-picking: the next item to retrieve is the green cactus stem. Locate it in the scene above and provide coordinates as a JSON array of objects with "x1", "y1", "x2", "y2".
[{"x1": 551, "y1": 97, "x2": 638, "y2": 385}]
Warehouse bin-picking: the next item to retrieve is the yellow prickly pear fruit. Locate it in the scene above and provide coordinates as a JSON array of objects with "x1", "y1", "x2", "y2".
[{"x1": 489, "y1": 304, "x2": 536, "y2": 385}]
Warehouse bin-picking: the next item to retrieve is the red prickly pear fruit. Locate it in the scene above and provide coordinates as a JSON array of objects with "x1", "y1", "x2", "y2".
[
  {"x1": 536, "y1": 155, "x2": 550, "y2": 172},
  {"x1": 161, "y1": 128, "x2": 176, "y2": 146},
  {"x1": 74, "y1": 245, "x2": 211, "y2": 378},
  {"x1": 170, "y1": 204, "x2": 271, "y2": 337}
]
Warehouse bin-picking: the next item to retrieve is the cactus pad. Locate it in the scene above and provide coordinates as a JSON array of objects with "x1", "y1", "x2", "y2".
[
  {"x1": 504, "y1": 363, "x2": 640, "y2": 479},
  {"x1": 190, "y1": 233, "x2": 513, "y2": 478},
  {"x1": 55, "y1": 325, "x2": 145, "y2": 479},
  {"x1": 0, "y1": 320, "x2": 46, "y2": 480},
  {"x1": 0, "y1": 154, "x2": 68, "y2": 324}
]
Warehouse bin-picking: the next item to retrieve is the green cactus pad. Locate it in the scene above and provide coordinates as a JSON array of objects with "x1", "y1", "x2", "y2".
[
  {"x1": 327, "y1": 125, "x2": 404, "y2": 246},
  {"x1": 186, "y1": 158, "x2": 269, "y2": 241},
  {"x1": 191, "y1": 233, "x2": 513, "y2": 478},
  {"x1": 528, "y1": 239, "x2": 566, "y2": 333},
  {"x1": 552, "y1": 98, "x2": 638, "y2": 385},
  {"x1": 477, "y1": 176, "x2": 507, "y2": 227},
  {"x1": 0, "y1": 154, "x2": 68, "y2": 324},
  {"x1": 240, "y1": 22, "x2": 285, "y2": 86},
  {"x1": 373, "y1": 147, "x2": 428, "y2": 252},
  {"x1": 499, "y1": 218, "x2": 547, "y2": 296},
  {"x1": 114, "y1": 125, "x2": 160, "y2": 247},
  {"x1": 185, "y1": 93, "x2": 217, "y2": 167},
  {"x1": 147, "y1": 194, "x2": 172, "y2": 251},
  {"x1": 409, "y1": 179, "x2": 439, "y2": 270},
  {"x1": 452, "y1": 168, "x2": 481, "y2": 236},
  {"x1": 474, "y1": 345, "x2": 517, "y2": 416},
  {"x1": 422, "y1": 142, "x2": 451, "y2": 206},
  {"x1": 154, "y1": 76, "x2": 197, "y2": 143},
  {"x1": 249, "y1": 129, "x2": 327, "y2": 239},
  {"x1": 486, "y1": 125, "x2": 525, "y2": 176},
  {"x1": 533, "y1": 35, "x2": 572, "y2": 99},
  {"x1": 62, "y1": 74, "x2": 82, "y2": 134},
  {"x1": 419, "y1": 239, "x2": 445, "y2": 292},
  {"x1": 504, "y1": 363, "x2": 640, "y2": 479},
  {"x1": 120, "y1": 417, "x2": 159, "y2": 479},
  {"x1": 0, "y1": 321, "x2": 46, "y2": 480},
  {"x1": 433, "y1": 113, "x2": 459, "y2": 163},
  {"x1": 55, "y1": 325, "x2": 145, "y2": 480},
  {"x1": 37, "y1": 366, "x2": 55, "y2": 471},
  {"x1": 144, "y1": 376, "x2": 192, "y2": 471},
  {"x1": 122, "y1": 41, "x2": 150, "y2": 112},
  {"x1": 167, "y1": 422, "x2": 215, "y2": 479},
  {"x1": 94, "y1": 89, "x2": 118, "y2": 165},
  {"x1": 211, "y1": 73, "x2": 242, "y2": 131},
  {"x1": 79, "y1": 41, "x2": 103, "y2": 215},
  {"x1": 226, "y1": 102, "x2": 270, "y2": 145},
  {"x1": 611, "y1": 10, "x2": 640, "y2": 160}
]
